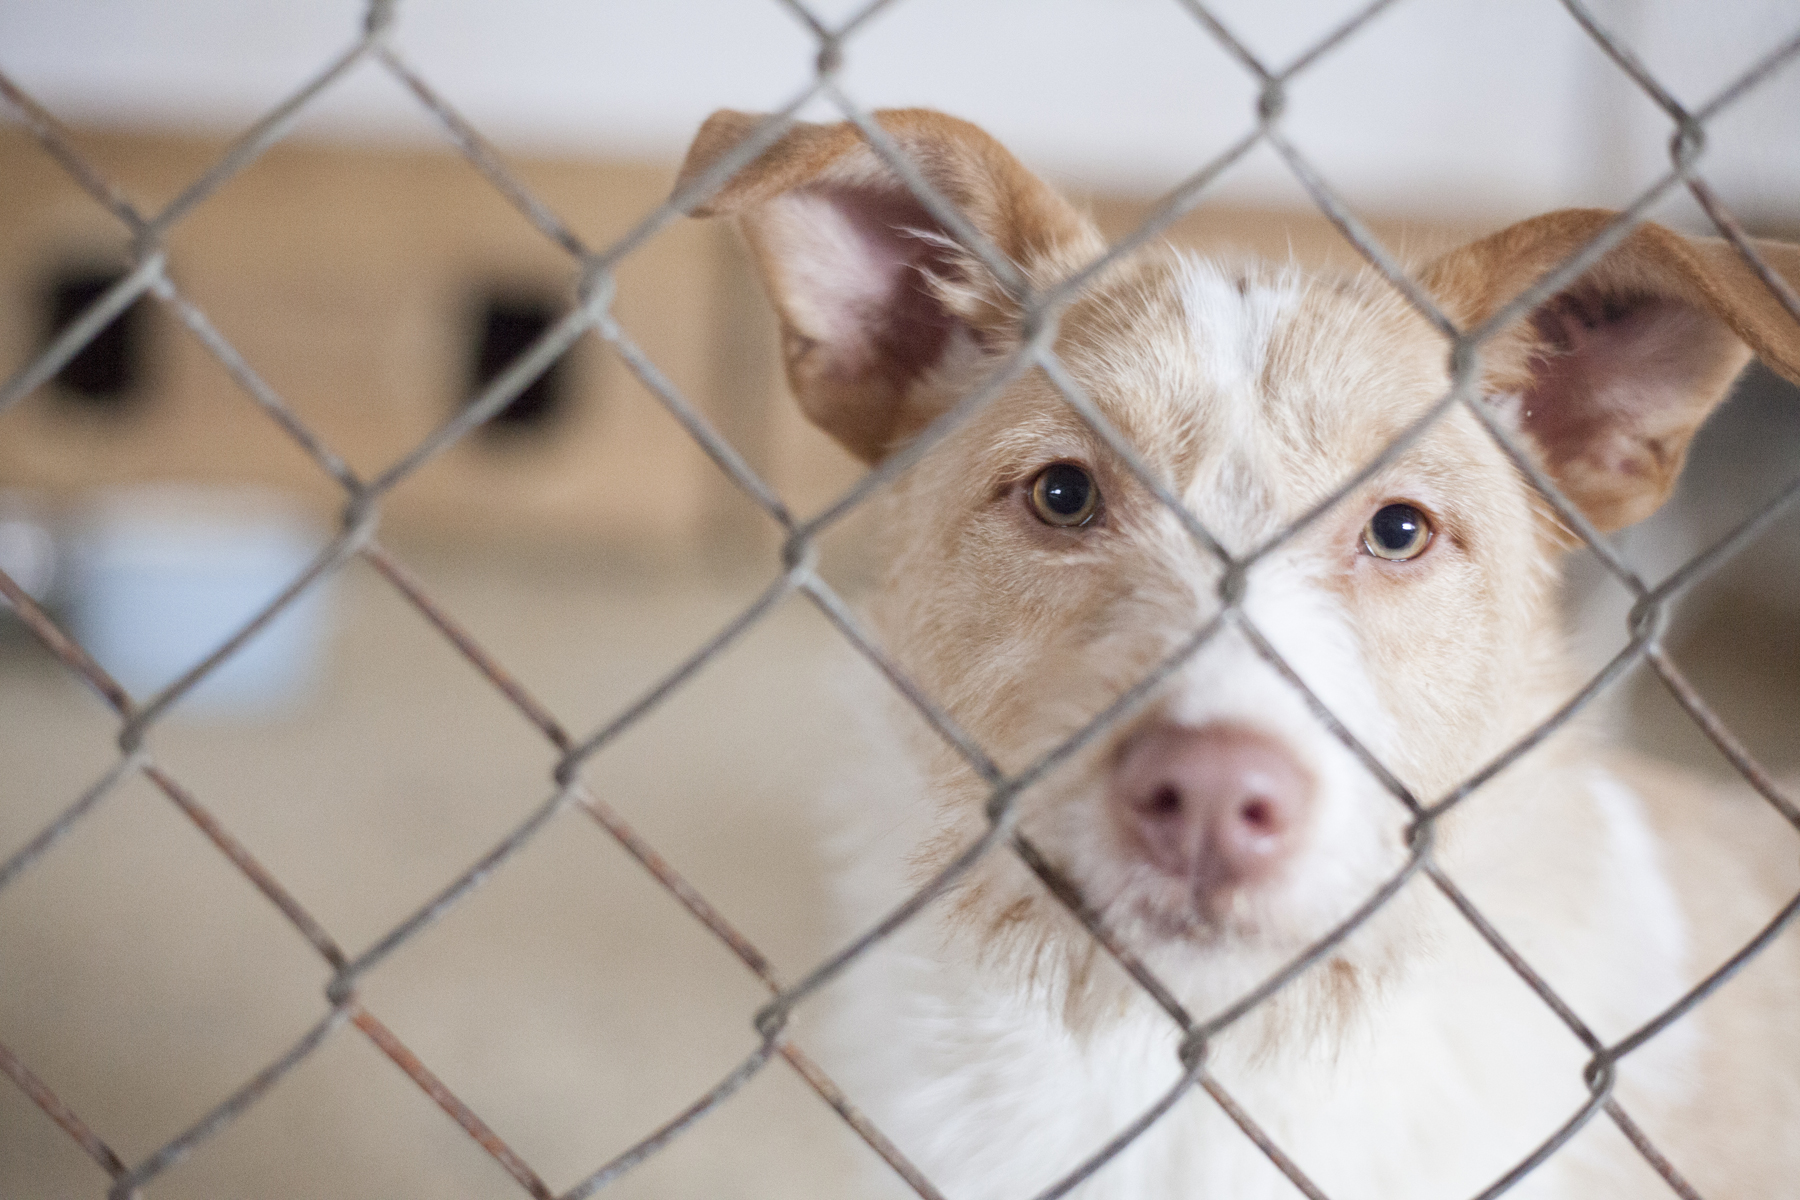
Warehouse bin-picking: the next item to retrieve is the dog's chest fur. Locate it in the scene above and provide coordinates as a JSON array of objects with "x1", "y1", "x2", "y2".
[{"x1": 828, "y1": 753, "x2": 1695, "y2": 1200}]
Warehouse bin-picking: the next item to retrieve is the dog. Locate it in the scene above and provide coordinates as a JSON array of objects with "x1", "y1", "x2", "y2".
[{"x1": 676, "y1": 109, "x2": 1800, "y2": 1198}]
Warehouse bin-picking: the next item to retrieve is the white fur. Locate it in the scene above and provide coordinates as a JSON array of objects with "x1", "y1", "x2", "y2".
[
  {"x1": 815, "y1": 267, "x2": 1720, "y2": 1199},
  {"x1": 1176, "y1": 259, "x2": 1302, "y2": 405},
  {"x1": 687, "y1": 107, "x2": 1799, "y2": 1194},
  {"x1": 828, "y1": 750, "x2": 1698, "y2": 1200}
]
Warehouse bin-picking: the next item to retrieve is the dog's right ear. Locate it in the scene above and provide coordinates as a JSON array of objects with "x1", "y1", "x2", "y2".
[{"x1": 676, "y1": 109, "x2": 1104, "y2": 463}]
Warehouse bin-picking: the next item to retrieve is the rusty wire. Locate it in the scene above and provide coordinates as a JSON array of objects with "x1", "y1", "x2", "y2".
[{"x1": 2, "y1": 2, "x2": 1799, "y2": 1198}]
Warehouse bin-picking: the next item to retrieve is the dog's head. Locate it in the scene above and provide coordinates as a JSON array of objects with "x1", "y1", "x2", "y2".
[{"x1": 679, "y1": 110, "x2": 1800, "y2": 1026}]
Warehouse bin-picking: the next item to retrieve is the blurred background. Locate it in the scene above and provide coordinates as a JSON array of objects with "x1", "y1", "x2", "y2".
[{"x1": 1, "y1": 1, "x2": 1797, "y2": 1197}]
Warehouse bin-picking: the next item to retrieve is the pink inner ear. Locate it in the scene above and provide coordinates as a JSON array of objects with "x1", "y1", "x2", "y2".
[
  {"x1": 1521, "y1": 289, "x2": 1718, "y2": 480},
  {"x1": 778, "y1": 185, "x2": 964, "y2": 385}
]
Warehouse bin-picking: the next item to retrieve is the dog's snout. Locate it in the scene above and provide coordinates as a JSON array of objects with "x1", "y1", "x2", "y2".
[{"x1": 1110, "y1": 723, "x2": 1314, "y2": 901}]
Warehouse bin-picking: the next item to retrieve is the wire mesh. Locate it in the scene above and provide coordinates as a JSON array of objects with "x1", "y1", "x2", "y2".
[{"x1": 2, "y1": 2, "x2": 1798, "y2": 1198}]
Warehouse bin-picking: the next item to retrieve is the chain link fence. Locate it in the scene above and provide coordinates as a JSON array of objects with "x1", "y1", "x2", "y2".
[{"x1": 3, "y1": 1, "x2": 1799, "y2": 1197}]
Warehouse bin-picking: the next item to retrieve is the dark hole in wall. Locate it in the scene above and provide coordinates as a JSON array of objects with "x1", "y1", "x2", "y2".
[
  {"x1": 42, "y1": 269, "x2": 151, "y2": 408},
  {"x1": 467, "y1": 294, "x2": 573, "y2": 437}
]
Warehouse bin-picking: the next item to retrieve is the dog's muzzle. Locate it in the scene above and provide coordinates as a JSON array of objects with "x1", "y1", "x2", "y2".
[{"x1": 1108, "y1": 722, "x2": 1316, "y2": 915}]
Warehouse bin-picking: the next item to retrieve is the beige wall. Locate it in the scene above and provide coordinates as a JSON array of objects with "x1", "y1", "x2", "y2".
[
  {"x1": 0, "y1": 129, "x2": 746, "y2": 556},
  {"x1": 0, "y1": 128, "x2": 1484, "y2": 557}
]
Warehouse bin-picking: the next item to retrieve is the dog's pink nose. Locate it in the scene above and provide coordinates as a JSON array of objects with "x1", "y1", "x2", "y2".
[{"x1": 1110, "y1": 724, "x2": 1314, "y2": 899}]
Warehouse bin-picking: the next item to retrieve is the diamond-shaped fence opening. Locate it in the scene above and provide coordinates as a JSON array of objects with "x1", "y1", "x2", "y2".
[{"x1": 2, "y1": 2, "x2": 1799, "y2": 1198}]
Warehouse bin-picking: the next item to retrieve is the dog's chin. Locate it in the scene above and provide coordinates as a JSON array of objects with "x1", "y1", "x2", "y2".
[
  {"x1": 1082, "y1": 883, "x2": 1400, "y2": 1058},
  {"x1": 1106, "y1": 872, "x2": 1325, "y2": 960},
  {"x1": 949, "y1": 856, "x2": 1403, "y2": 1052},
  {"x1": 1118, "y1": 888, "x2": 1270, "y2": 950}
]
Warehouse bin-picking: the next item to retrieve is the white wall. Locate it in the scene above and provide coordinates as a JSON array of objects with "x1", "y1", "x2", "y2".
[{"x1": 2, "y1": 0, "x2": 1797, "y2": 224}]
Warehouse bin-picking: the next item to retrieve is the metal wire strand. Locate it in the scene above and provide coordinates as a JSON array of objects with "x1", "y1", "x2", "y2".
[{"x1": 4, "y1": 1, "x2": 1799, "y2": 1198}]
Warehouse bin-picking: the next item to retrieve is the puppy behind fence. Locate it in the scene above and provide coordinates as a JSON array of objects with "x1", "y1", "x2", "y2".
[{"x1": 2, "y1": 3, "x2": 1799, "y2": 1198}]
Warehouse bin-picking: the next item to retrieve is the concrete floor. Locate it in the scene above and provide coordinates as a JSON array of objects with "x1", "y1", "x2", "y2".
[
  {"x1": 0, "y1": 550, "x2": 902, "y2": 1200},
  {"x1": 2, "y1": 529, "x2": 1795, "y2": 1200}
]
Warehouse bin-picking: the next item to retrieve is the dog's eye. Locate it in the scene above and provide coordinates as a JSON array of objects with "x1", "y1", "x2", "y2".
[
  {"x1": 1363, "y1": 503, "x2": 1432, "y2": 561},
  {"x1": 1029, "y1": 462, "x2": 1100, "y2": 527}
]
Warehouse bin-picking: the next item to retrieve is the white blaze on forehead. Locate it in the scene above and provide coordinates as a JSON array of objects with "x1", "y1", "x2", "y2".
[
  {"x1": 1165, "y1": 256, "x2": 1380, "y2": 724},
  {"x1": 1171, "y1": 255, "x2": 1307, "y2": 551},
  {"x1": 1173, "y1": 255, "x2": 1302, "y2": 398},
  {"x1": 1155, "y1": 258, "x2": 1403, "y2": 896}
]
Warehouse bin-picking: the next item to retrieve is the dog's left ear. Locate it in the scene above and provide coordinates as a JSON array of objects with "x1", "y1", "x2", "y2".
[{"x1": 1423, "y1": 210, "x2": 1800, "y2": 531}]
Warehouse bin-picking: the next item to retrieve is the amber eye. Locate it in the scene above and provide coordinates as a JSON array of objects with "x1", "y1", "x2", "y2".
[
  {"x1": 1363, "y1": 503, "x2": 1432, "y2": 561},
  {"x1": 1029, "y1": 462, "x2": 1100, "y2": 527}
]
